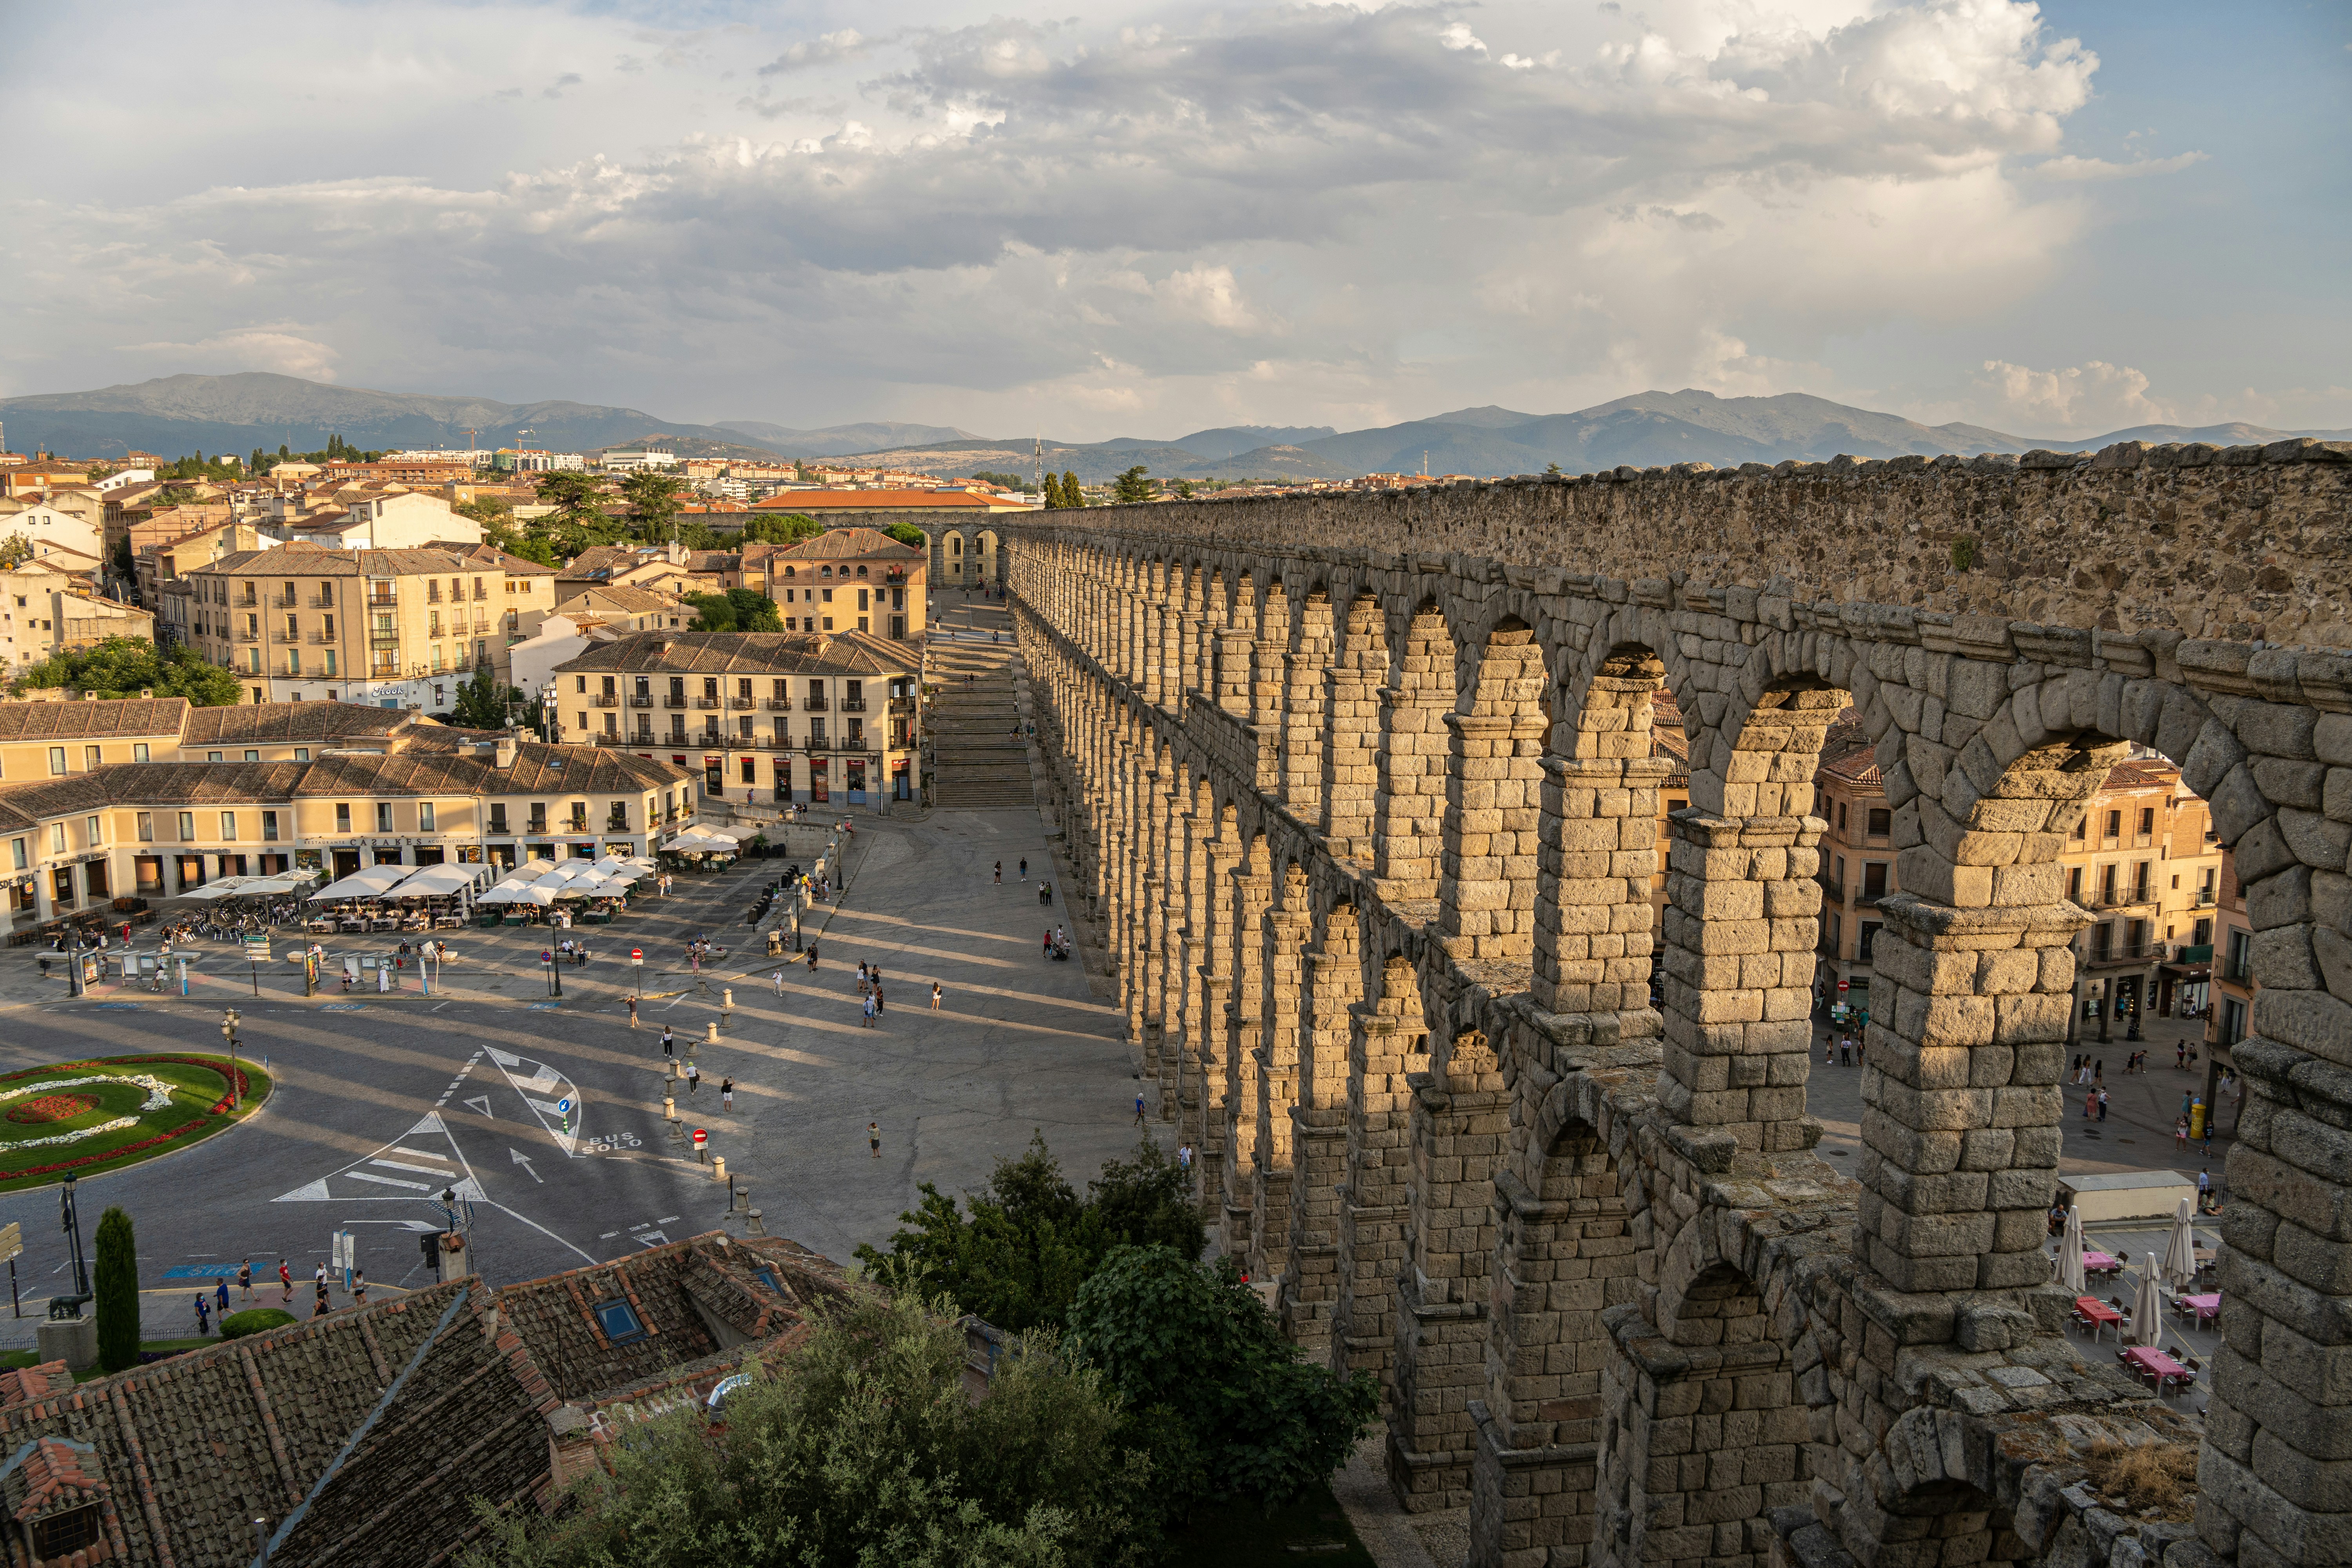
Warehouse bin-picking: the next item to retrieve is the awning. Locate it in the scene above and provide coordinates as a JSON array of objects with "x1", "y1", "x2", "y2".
[
  {"x1": 309, "y1": 866, "x2": 413, "y2": 900},
  {"x1": 2161, "y1": 964, "x2": 2212, "y2": 981},
  {"x1": 384, "y1": 862, "x2": 491, "y2": 899}
]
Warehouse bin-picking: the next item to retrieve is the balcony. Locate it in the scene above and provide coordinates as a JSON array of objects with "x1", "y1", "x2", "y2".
[
  {"x1": 803, "y1": 696, "x2": 829, "y2": 712},
  {"x1": 765, "y1": 698, "x2": 791, "y2": 711},
  {"x1": 275, "y1": 596, "x2": 298, "y2": 610},
  {"x1": 236, "y1": 628, "x2": 260, "y2": 643},
  {"x1": 270, "y1": 628, "x2": 296, "y2": 644},
  {"x1": 2195, "y1": 889, "x2": 2216, "y2": 907},
  {"x1": 629, "y1": 694, "x2": 654, "y2": 708},
  {"x1": 238, "y1": 595, "x2": 258, "y2": 609},
  {"x1": 594, "y1": 694, "x2": 619, "y2": 708},
  {"x1": 695, "y1": 697, "x2": 720, "y2": 710},
  {"x1": 367, "y1": 595, "x2": 397, "y2": 610},
  {"x1": 308, "y1": 593, "x2": 335, "y2": 609},
  {"x1": 663, "y1": 695, "x2": 688, "y2": 709},
  {"x1": 839, "y1": 697, "x2": 867, "y2": 713},
  {"x1": 2085, "y1": 942, "x2": 2161, "y2": 967},
  {"x1": 889, "y1": 696, "x2": 916, "y2": 714},
  {"x1": 594, "y1": 733, "x2": 627, "y2": 746},
  {"x1": 369, "y1": 632, "x2": 401, "y2": 648},
  {"x1": 729, "y1": 696, "x2": 753, "y2": 710},
  {"x1": 308, "y1": 631, "x2": 336, "y2": 645}
]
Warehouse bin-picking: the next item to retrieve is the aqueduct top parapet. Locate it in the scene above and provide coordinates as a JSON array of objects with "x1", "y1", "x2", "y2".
[{"x1": 1010, "y1": 439, "x2": 2352, "y2": 647}]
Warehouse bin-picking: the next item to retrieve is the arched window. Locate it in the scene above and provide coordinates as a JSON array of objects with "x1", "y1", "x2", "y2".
[
  {"x1": 820, "y1": 565, "x2": 833, "y2": 579},
  {"x1": 783, "y1": 566, "x2": 795, "y2": 579},
  {"x1": 856, "y1": 564, "x2": 868, "y2": 577}
]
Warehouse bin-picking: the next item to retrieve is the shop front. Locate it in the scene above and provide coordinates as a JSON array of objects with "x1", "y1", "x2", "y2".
[
  {"x1": 846, "y1": 758, "x2": 868, "y2": 805},
  {"x1": 892, "y1": 757, "x2": 912, "y2": 801},
  {"x1": 809, "y1": 757, "x2": 829, "y2": 804}
]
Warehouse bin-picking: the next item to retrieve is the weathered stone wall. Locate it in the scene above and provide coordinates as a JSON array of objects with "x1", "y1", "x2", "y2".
[
  {"x1": 1010, "y1": 446, "x2": 2352, "y2": 1568},
  {"x1": 1091, "y1": 441, "x2": 2352, "y2": 648}
]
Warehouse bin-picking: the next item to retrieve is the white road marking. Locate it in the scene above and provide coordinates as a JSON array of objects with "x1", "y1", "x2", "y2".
[
  {"x1": 389, "y1": 1147, "x2": 452, "y2": 1163},
  {"x1": 348, "y1": 1172, "x2": 430, "y2": 1191},
  {"x1": 510, "y1": 1148, "x2": 543, "y2": 1183},
  {"x1": 369, "y1": 1159, "x2": 452, "y2": 1177},
  {"x1": 462, "y1": 1095, "x2": 494, "y2": 1118}
]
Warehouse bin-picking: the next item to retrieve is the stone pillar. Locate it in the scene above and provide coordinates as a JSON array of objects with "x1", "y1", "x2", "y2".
[
  {"x1": 1533, "y1": 757, "x2": 1673, "y2": 1016},
  {"x1": 1279, "y1": 903, "x2": 1362, "y2": 1357},
  {"x1": 1219, "y1": 863, "x2": 1272, "y2": 1256},
  {"x1": 1376, "y1": 683, "x2": 1449, "y2": 898},
  {"x1": 1657, "y1": 812, "x2": 1824, "y2": 1158},
  {"x1": 1216, "y1": 629, "x2": 1255, "y2": 717},
  {"x1": 1322, "y1": 640, "x2": 1384, "y2": 864},
  {"x1": 1388, "y1": 1031, "x2": 1510, "y2": 1512},
  {"x1": 1192, "y1": 829, "x2": 1241, "y2": 1218},
  {"x1": 1281, "y1": 644, "x2": 1328, "y2": 822},
  {"x1": 1331, "y1": 975, "x2": 1426, "y2": 1397},
  {"x1": 1437, "y1": 711, "x2": 1548, "y2": 963},
  {"x1": 1249, "y1": 897, "x2": 1309, "y2": 1285},
  {"x1": 1853, "y1": 895, "x2": 2077, "y2": 1297}
]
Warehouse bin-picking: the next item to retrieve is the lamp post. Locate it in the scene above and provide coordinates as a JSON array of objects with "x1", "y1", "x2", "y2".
[
  {"x1": 220, "y1": 1008, "x2": 242, "y2": 1109},
  {"x1": 54, "y1": 1171, "x2": 89, "y2": 1318}
]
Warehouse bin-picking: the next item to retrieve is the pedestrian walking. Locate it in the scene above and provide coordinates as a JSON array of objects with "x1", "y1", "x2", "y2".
[
  {"x1": 720, "y1": 1077, "x2": 735, "y2": 1112},
  {"x1": 238, "y1": 1259, "x2": 253, "y2": 1305},
  {"x1": 931, "y1": 981, "x2": 942, "y2": 1010},
  {"x1": 1020, "y1": 858, "x2": 1028, "y2": 878},
  {"x1": 993, "y1": 861, "x2": 1003, "y2": 884},
  {"x1": 279, "y1": 1259, "x2": 292, "y2": 1304},
  {"x1": 773, "y1": 969, "x2": 786, "y2": 997},
  {"x1": 2096, "y1": 1087, "x2": 2109, "y2": 1121},
  {"x1": 2083, "y1": 1089, "x2": 2094, "y2": 1120},
  {"x1": 863, "y1": 993, "x2": 877, "y2": 1027},
  {"x1": 662, "y1": 1025, "x2": 676, "y2": 1061},
  {"x1": 2197, "y1": 1167, "x2": 2213, "y2": 1208},
  {"x1": 2176, "y1": 1041, "x2": 2188, "y2": 1070},
  {"x1": 351, "y1": 1269, "x2": 367, "y2": 1306},
  {"x1": 1134, "y1": 1093, "x2": 1147, "y2": 1126},
  {"x1": 628, "y1": 995, "x2": 640, "y2": 1028},
  {"x1": 808, "y1": 943, "x2": 820, "y2": 972},
  {"x1": 215, "y1": 1277, "x2": 230, "y2": 1319},
  {"x1": 858, "y1": 961, "x2": 870, "y2": 996},
  {"x1": 314, "y1": 1282, "x2": 330, "y2": 1319},
  {"x1": 686, "y1": 1060, "x2": 701, "y2": 1094},
  {"x1": 1178, "y1": 1143, "x2": 1193, "y2": 1173},
  {"x1": 195, "y1": 1293, "x2": 211, "y2": 1336},
  {"x1": 2175, "y1": 1114, "x2": 2189, "y2": 1151},
  {"x1": 873, "y1": 983, "x2": 885, "y2": 1015},
  {"x1": 869, "y1": 1121, "x2": 881, "y2": 1158},
  {"x1": 1045, "y1": 929, "x2": 1053, "y2": 957}
]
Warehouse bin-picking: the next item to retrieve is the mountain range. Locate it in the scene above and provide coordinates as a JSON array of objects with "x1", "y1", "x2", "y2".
[{"x1": 1, "y1": 374, "x2": 2341, "y2": 485}]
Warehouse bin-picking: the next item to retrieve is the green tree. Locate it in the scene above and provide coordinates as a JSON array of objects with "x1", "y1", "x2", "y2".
[
  {"x1": 1172, "y1": 479, "x2": 1196, "y2": 500},
  {"x1": 685, "y1": 588, "x2": 784, "y2": 634},
  {"x1": 966, "y1": 470, "x2": 1026, "y2": 490},
  {"x1": 621, "y1": 472, "x2": 686, "y2": 543},
  {"x1": 739, "y1": 512, "x2": 824, "y2": 546},
  {"x1": 464, "y1": 1292, "x2": 1154, "y2": 1568},
  {"x1": 1069, "y1": 1245, "x2": 1377, "y2": 1513},
  {"x1": 855, "y1": 1134, "x2": 1202, "y2": 1334},
  {"x1": 95, "y1": 1206, "x2": 140, "y2": 1371},
  {"x1": 153, "y1": 484, "x2": 200, "y2": 507},
  {"x1": 449, "y1": 663, "x2": 517, "y2": 731},
  {"x1": 0, "y1": 536, "x2": 30, "y2": 570},
  {"x1": 1061, "y1": 470, "x2": 1085, "y2": 507},
  {"x1": 12, "y1": 637, "x2": 241, "y2": 704},
  {"x1": 1112, "y1": 465, "x2": 1156, "y2": 505},
  {"x1": 882, "y1": 521, "x2": 928, "y2": 548}
]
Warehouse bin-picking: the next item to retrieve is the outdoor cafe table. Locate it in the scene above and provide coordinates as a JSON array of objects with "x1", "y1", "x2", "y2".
[
  {"x1": 2074, "y1": 1297, "x2": 2123, "y2": 1342},
  {"x1": 2123, "y1": 1345, "x2": 2192, "y2": 1395},
  {"x1": 2083, "y1": 1250, "x2": 2120, "y2": 1275},
  {"x1": 2178, "y1": 1293, "x2": 2221, "y2": 1329}
]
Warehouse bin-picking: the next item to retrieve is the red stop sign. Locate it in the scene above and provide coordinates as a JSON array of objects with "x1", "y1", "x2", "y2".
[
  {"x1": 1837, "y1": 979, "x2": 1850, "y2": 992},
  {"x1": 692, "y1": 1129, "x2": 707, "y2": 1147}
]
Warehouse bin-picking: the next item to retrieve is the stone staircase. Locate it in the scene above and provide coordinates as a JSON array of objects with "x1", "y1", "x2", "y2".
[{"x1": 927, "y1": 602, "x2": 1035, "y2": 809}]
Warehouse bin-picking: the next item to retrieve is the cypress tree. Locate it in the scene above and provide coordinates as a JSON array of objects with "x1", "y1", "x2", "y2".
[
  {"x1": 95, "y1": 1206, "x2": 139, "y2": 1371},
  {"x1": 1061, "y1": 470, "x2": 1084, "y2": 507},
  {"x1": 1046, "y1": 474, "x2": 1067, "y2": 509}
]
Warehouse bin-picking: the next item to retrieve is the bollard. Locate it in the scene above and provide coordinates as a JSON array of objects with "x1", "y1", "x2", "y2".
[
  {"x1": 721, "y1": 988, "x2": 733, "y2": 1030},
  {"x1": 662, "y1": 1095, "x2": 675, "y2": 1121},
  {"x1": 705, "y1": 1021, "x2": 719, "y2": 1049},
  {"x1": 748, "y1": 1207, "x2": 765, "y2": 1236},
  {"x1": 713, "y1": 1155, "x2": 727, "y2": 1184}
]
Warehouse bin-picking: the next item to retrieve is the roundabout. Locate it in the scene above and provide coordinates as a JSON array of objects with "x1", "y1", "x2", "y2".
[{"x1": 0, "y1": 1055, "x2": 270, "y2": 1192}]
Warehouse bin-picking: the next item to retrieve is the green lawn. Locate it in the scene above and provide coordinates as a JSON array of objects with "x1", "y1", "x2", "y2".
[
  {"x1": 0, "y1": 1336, "x2": 223, "y2": 1381},
  {"x1": 1164, "y1": 1481, "x2": 1377, "y2": 1567},
  {"x1": 0, "y1": 1054, "x2": 270, "y2": 1192}
]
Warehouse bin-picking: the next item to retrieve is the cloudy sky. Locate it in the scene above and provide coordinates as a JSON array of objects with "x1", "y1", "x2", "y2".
[{"x1": 3, "y1": 0, "x2": 2345, "y2": 441}]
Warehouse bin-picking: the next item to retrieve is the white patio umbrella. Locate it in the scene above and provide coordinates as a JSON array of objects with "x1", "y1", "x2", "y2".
[
  {"x1": 2129, "y1": 1253, "x2": 2165, "y2": 1345},
  {"x1": 2060, "y1": 1206, "x2": 2087, "y2": 1296},
  {"x1": 479, "y1": 883, "x2": 555, "y2": 906},
  {"x1": 309, "y1": 866, "x2": 411, "y2": 900},
  {"x1": 2162, "y1": 1199, "x2": 2199, "y2": 1290},
  {"x1": 186, "y1": 877, "x2": 258, "y2": 902},
  {"x1": 552, "y1": 873, "x2": 612, "y2": 898}
]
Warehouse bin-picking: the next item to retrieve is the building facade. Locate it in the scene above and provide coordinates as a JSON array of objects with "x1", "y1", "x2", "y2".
[
  {"x1": 746, "y1": 489, "x2": 1030, "y2": 588},
  {"x1": 0, "y1": 732, "x2": 696, "y2": 929},
  {"x1": 553, "y1": 631, "x2": 921, "y2": 808},
  {"x1": 745, "y1": 526, "x2": 927, "y2": 641}
]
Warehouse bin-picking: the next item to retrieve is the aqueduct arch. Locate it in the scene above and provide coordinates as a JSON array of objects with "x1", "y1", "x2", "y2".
[{"x1": 1012, "y1": 442, "x2": 2352, "y2": 1568}]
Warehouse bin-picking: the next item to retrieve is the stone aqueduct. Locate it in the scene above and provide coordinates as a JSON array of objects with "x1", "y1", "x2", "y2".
[{"x1": 998, "y1": 442, "x2": 2352, "y2": 1568}]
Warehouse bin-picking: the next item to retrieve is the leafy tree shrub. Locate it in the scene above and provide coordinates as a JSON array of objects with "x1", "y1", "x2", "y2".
[
  {"x1": 220, "y1": 1307, "x2": 297, "y2": 1341},
  {"x1": 738, "y1": 513, "x2": 822, "y2": 546},
  {"x1": 94, "y1": 1207, "x2": 139, "y2": 1373},
  {"x1": 1111, "y1": 466, "x2": 1156, "y2": 505},
  {"x1": 855, "y1": 1135, "x2": 1202, "y2": 1333},
  {"x1": 883, "y1": 521, "x2": 928, "y2": 548},
  {"x1": 1068, "y1": 1245, "x2": 1378, "y2": 1514},
  {"x1": 686, "y1": 588, "x2": 784, "y2": 634},
  {"x1": 465, "y1": 1293, "x2": 1154, "y2": 1568},
  {"x1": 13, "y1": 637, "x2": 242, "y2": 704}
]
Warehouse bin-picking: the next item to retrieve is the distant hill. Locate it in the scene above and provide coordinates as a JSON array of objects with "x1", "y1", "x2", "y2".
[
  {"x1": 714, "y1": 419, "x2": 975, "y2": 456},
  {"x1": 0, "y1": 372, "x2": 784, "y2": 462},
  {"x1": 1165, "y1": 424, "x2": 1338, "y2": 462}
]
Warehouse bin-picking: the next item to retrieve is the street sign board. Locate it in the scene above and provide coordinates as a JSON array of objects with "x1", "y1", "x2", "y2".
[
  {"x1": 557, "y1": 1097, "x2": 573, "y2": 1115},
  {"x1": 0, "y1": 1222, "x2": 20, "y2": 1264},
  {"x1": 692, "y1": 1129, "x2": 707, "y2": 1149},
  {"x1": 631, "y1": 949, "x2": 642, "y2": 961},
  {"x1": 1837, "y1": 978, "x2": 1849, "y2": 993}
]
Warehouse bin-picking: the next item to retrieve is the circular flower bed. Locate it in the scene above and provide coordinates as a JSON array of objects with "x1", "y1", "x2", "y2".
[
  {"x1": 7, "y1": 1095, "x2": 100, "y2": 1124},
  {"x1": 0, "y1": 1056, "x2": 271, "y2": 1192}
]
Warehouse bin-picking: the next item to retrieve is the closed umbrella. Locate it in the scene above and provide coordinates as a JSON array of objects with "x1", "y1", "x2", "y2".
[
  {"x1": 2129, "y1": 1253, "x2": 2164, "y2": 1345},
  {"x1": 2163, "y1": 1199, "x2": 2198, "y2": 1290},
  {"x1": 2060, "y1": 1206, "x2": 2087, "y2": 1296}
]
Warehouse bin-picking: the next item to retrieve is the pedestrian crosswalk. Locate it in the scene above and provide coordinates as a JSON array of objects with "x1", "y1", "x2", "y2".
[{"x1": 273, "y1": 1111, "x2": 484, "y2": 1204}]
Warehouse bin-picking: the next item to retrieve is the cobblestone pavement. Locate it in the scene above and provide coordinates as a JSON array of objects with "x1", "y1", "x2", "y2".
[{"x1": 0, "y1": 803, "x2": 1144, "y2": 1320}]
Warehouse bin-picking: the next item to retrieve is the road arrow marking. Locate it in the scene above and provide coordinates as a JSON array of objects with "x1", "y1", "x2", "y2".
[{"x1": 510, "y1": 1148, "x2": 542, "y2": 1183}]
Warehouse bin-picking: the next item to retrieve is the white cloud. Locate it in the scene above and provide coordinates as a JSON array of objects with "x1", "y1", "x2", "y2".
[
  {"x1": 0, "y1": 0, "x2": 2301, "y2": 439},
  {"x1": 118, "y1": 328, "x2": 343, "y2": 382},
  {"x1": 2030, "y1": 151, "x2": 2207, "y2": 181},
  {"x1": 1970, "y1": 359, "x2": 2173, "y2": 435}
]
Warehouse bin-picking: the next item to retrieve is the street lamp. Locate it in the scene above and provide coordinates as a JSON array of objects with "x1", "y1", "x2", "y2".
[
  {"x1": 220, "y1": 1008, "x2": 243, "y2": 1110},
  {"x1": 543, "y1": 948, "x2": 562, "y2": 1000},
  {"x1": 54, "y1": 1172, "x2": 89, "y2": 1319}
]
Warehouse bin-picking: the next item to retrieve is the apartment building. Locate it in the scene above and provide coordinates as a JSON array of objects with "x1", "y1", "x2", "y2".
[
  {"x1": 0, "y1": 734, "x2": 695, "y2": 929},
  {"x1": 317, "y1": 460, "x2": 476, "y2": 485},
  {"x1": 179, "y1": 544, "x2": 559, "y2": 711},
  {"x1": 0, "y1": 563, "x2": 152, "y2": 670},
  {"x1": 267, "y1": 491, "x2": 484, "y2": 550},
  {"x1": 139, "y1": 523, "x2": 272, "y2": 645},
  {"x1": 553, "y1": 631, "x2": 922, "y2": 808},
  {"x1": 744, "y1": 526, "x2": 927, "y2": 642},
  {"x1": 0, "y1": 495, "x2": 104, "y2": 559},
  {"x1": 0, "y1": 697, "x2": 478, "y2": 788}
]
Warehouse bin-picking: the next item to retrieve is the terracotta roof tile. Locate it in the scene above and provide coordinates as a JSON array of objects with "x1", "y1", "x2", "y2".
[{"x1": 552, "y1": 630, "x2": 918, "y2": 679}]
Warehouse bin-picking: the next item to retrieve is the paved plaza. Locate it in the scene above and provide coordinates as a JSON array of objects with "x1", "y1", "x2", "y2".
[{"x1": 0, "y1": 789, "x2": 1148, "y2": 1327}]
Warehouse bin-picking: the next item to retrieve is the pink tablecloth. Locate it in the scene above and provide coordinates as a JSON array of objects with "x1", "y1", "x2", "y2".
[
  {"x1": 2181, "y1": 1293, "x2": 2221, "y2": 1325},
  {"x1": 2124, "y1": 1346, "x2": 2189, "y2": 1389},
  {"x1": 2083, "y1": 1250, "x2": 2120, "y2": 1272}
]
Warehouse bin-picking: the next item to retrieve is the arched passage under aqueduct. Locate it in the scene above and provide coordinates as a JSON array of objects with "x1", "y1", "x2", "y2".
[{"x1": 1009, "y1": 442, "x2": 2352, "y2": 1568}]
